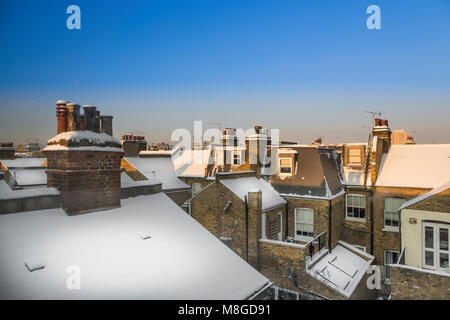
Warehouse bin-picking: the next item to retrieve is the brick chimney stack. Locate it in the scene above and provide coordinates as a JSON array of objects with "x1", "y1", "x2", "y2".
[
  {"x1": 44, "y1": 101, "x2": 123, "y2": 215},
  {"x1": 100, "y1": 115, "x2": 113, "y2": 136},
  {"x1": 372, "y1": 118, "x2": 391, "y2": 153},
  {"x1": 66, "y1": 103, "x2": 81, "y2": 131},
  {"x1": 56, "y1": 100, "x2": 68, "y2": 134}
]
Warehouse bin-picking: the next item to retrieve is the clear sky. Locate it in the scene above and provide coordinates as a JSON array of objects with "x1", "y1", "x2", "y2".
[{"x1": 1, "y1": 0, "x2": 450, "y2": 145}]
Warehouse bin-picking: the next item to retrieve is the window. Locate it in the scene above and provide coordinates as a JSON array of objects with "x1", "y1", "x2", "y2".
[
  {"x1": 384, "y1": 198, "x2": 406, "y2": 228},
  {"x1": 279, "y1": 158, "x2": 292, "y2": 175},
  {"x1": 192, "y1": 183, "x2": 202, "y2": 196},
  {"x1": 233, "y1": 151, "x2": 241, "y2": 165},
  {"x1": 346, "y1": 194, "x2": 366, "y2": 220},
  {"x1": 423, "y1": 222, "x2": 449, "y2": 271},
  {"x1": 295, "y1": 208, "x2": 314, "y2": 241},
  {"x1": 384, "y1": 250, "x2": 399, "y2": 282},
  {"x1": 348, "y1": 148, "x2": 361, "y2": 165},
  {"x1": 262, "y1": 212, "x2": 267, "y2": 239}
]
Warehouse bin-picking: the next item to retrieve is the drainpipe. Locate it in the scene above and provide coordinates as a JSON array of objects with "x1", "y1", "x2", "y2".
[
  {"x1": 285, "y1": 202, "x2": 289, "y2": 240},
  {"x1": 328, "y1": 199, "x2": 332, "y2": 251},
  {"x1": 245, "y1": 195, "x2": 249, "y2": 262},
  {"x1": 370, "y1": 189, "x2": 374, "y2": 255}
]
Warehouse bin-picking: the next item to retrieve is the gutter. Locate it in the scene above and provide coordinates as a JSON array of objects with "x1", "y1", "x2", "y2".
[{"x1": 246, "y1": 281, "x2": 273, "y2": 300}]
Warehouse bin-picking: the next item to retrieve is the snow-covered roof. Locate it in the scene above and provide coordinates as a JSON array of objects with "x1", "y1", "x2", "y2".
[
  {"x1": 173, "y1": 149, "x2": 211, "y2": 178},
  {"x1": 0, "y1": 158, "x2": 45, "y2": 169},
  {"x1": 125, "y1": 157, "x2": 189, "y2": 190},
  {"x1": 306, "y1": 241, "x2": 374, "y2": 298},
  {"x1": 120, "y1": 172, "x2": 159, "y2": 188},
  {"x1": 220, "y1": 177, "x2": 286, "y2": 211},
  {"x1": 0, "y1": 193, "x2": 269, "y2": 299},
  {"x1": 399, "y1": 181, "x2": 450, "y2": 211},
  {"x1": 43, "y1": 145, "x2": 123, "y2": 152},
  {"x1": 0, "y1": 180, "x2": 59, "y2": 200},
  {"x1": 47, "y1": 131, "x2": 120, "y2": 145},
  {"x1": 375, "y1": 144, "x2": 450, "y2": 188},
  {"x1": 9, "y1": 169, "x2": 47, "y2": 186}
]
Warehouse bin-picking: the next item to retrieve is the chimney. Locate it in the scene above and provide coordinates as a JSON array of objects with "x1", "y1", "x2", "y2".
[
  {"x1": 370, "y1": 118, "x2": 392, "y2": 185},
  {"x1": 66, "y1": 103, "x2": 81, "y2": 131},
  {"x1": 372, "y1": 118, "x2": 391, "y2": 153},
  {"x1": 246, "y1": 190, "x2": 262, "y2": 269},
  {"x1": 56, "y1": 100, "x2": 68, "y2": 134},
  {"x1": 100, "y1": 115, "x2": 113, "y2": 136},
  {"x1": 244, "y1": 126, "x2": 271, "y2": 178},
  {"x1": 83, "y1": 105, "x2": 96, "y2": 131},
  {"x1": 44, "y1": 104, "x2": 123, "y2": 215},
  {"x1": 95, "y1": 110, "x2": 101, "y2": 133},
  {"x1": 0, "y1": 142, "x2": 15, "y2": 160}
]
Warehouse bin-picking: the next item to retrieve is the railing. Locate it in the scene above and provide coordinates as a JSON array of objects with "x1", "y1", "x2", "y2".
[{"x1": 305, "y1": 231, "x2": 327, "y2": 259}]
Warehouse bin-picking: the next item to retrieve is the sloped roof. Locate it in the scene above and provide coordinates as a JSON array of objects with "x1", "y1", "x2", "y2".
[
  {"x1": 269, "y1": 146, "x2": 344, "y2": 199},
  {"x1": 399, "y1": 181, "x2": 450, "y2": 211},
  {"x1": 0, "y1": 193, "x2": 269, "y2": 299},
  {"x1": 172, "y1": 149, "x2": 211, "y2": 178},
  {"x1": 125, "y1": 157, "x2": 189, "y2": 190},
  {"x1": 375, "y1": 144, "x2": 450, "y2": 188},
  {"x1": 220, "y1": 177, "x2": 286, "y2": 211}
]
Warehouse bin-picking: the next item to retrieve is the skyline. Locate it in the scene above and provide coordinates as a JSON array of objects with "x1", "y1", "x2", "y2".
[{"x1": 1, "y1": 0, "x2": 450, "y2": 144}]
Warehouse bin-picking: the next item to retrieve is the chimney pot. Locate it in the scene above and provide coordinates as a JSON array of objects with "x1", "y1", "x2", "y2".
[
  {"x1": 56, "y1": 100, "x2": 68, "y2": 134},
  {"x1": 83, "y1": 105, "x2": 96, "y2": 131},
  {"x1": 66, "y1": 103, "x2": 81, "y2": 131}
]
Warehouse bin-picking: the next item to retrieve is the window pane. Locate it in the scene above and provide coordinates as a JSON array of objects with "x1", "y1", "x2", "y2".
[
  {"x1": 439, "y1": 228, "x2": 448, "y2": 251},
  {"x1": 425, "y1": 226, "x2": 434, "y2": 249},
  {"x1": 280, "y1": 159, "x2": 290, "y2": 166},
  {"x1": 425, "y1": 251, "x2": 434, "y2": 266},
  {"x1": 440, "y1": 253, "x2": 449, "y2": 269}
]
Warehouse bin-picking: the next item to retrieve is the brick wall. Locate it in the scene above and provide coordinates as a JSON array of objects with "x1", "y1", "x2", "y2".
[
  {"x1": 165, "y1": 189, "x2": 192, "y2": 207},
  {"x1": 372, "y1": 186, "x2": 430, "y2": 265},
  {"x1": 45, "y1": 150, "x2": 122, "y2": 214},
  {"x1": 390, "y1": 265, "x2": 450, "y2": 300}
]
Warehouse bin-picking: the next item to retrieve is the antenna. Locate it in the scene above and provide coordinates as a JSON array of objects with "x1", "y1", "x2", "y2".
[{"x1": 363, "y1": 111, "x2": 382, "y2": 129}]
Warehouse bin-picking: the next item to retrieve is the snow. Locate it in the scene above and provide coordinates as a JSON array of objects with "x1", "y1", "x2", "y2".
[
  {"x1": 48, "y1": 131, "x2": 120, "y2": 145},
  {"x1": 0, "y1": 180, "x2": 59, "y2": 200},
  {"x1": 260, "y1": 239, "x2": 306, "y2": 249},
  {"x1": 173, "y1": 149, "x2": 212, "y2": 178},
  {"x1": 43, "y1": 145, "x2": 123, "y2": 152},
  {"x1": 0, "y1": 193, "x2": 269, "y2": 299},
  {"x1": 306, "y1": 241, "x2": 374, "y2": 298},
  {"x1": 399, "y1": 181, "x2": 450, "y2": 211},
  {"x1": 375, "y1": 144, "x2": 450, "y2": 188},
  {"x1": 389, "y1": 263, "x2": 450, "y2": 277},
  {"x1": 0, "y1": 158, "x2": 45, "y2": 169},
  {"x1": 220, "y1": 177, "x2": 286, "y2": 211},
  {"x1": 9, "y1": 169, "x2": 47, "y2": 186},
  {"x1": 120, "y1": 172, "x2": 159, "y2": 188},
  {"x1": 279, "y1": 189, "x2": 345, "y2": 201},
  {"x1": 125, "y1": 157, "x2": 189, "y2": 190}
]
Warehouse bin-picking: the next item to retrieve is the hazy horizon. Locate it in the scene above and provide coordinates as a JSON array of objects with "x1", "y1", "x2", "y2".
[{"x1": 1, "y1": 0, "x2": 450, "y2": 145}]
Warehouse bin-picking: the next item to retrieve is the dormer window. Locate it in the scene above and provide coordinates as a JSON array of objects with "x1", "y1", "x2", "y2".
[
  {"x1": 348, "y1": 148, "x2": 362, "y2": 165},
  {"x1": 279, "y1": 158, "x2": 292, "y2": 176}
]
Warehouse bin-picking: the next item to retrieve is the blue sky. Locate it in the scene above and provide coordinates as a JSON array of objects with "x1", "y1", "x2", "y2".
[{"x1": 1, "y1": 0, "x2": 450, "y2": 144}]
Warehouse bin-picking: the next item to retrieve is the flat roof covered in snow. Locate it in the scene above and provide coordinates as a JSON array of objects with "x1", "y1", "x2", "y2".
[{"x1": 0, "y1": 193, "x2": 269, "y2": 299}]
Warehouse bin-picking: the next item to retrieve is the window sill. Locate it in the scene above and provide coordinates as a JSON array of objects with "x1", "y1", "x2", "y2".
[
  {"x1": 346, "y1": 217, "x2": 366, "y2": 223},
  {"x1": 382, "y1": 227, "x2": 399, "y2": 233}
]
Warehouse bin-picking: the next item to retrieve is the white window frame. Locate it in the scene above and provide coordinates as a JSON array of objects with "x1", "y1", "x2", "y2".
[
  {"x1": 348, "y1": 148, "x2": 362, "y2": 165},
  {"x1": 261, "y1": 212, "x2": 267, "y2": 239},
  {"x1": 277, "y1": 212, "x2": 283, "y2": 241},
  {"x1": 233, "y1": 150, "x2": 241, "y2": 165},
  {"x1": 345, "y1": 194, "x2": 366, "y2": 222},
  {"x1": 294, "y1": 208, "x2": 314, "y2": 242},
  {"x1": 422, "y1": 222, "x2": 450, "y2": 271},
  {"x1": 384, "y1": 197, "x2": 406, "y2": 230},
  {"x1": 279, "y1": 157, "x2": 293, "y2": 176},
  {"x1": 384, "y1": 250, "x2": 400, "y2": 283}
]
